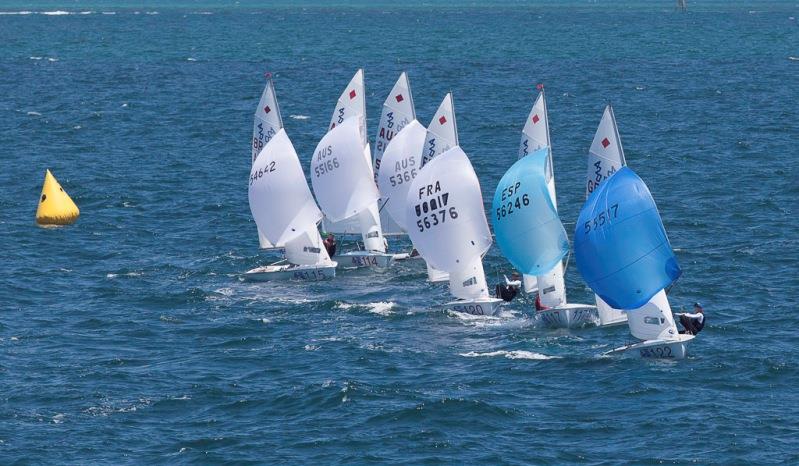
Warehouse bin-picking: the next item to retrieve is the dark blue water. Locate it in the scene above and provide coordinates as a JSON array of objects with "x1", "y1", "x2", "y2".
[{"x1": 1, "y1": 2, "x2": 798, "y2": 463}]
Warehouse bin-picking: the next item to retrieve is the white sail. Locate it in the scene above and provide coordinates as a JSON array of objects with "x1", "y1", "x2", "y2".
[
  {"x1": 376, "y1": 119, "x2": 426, "y2": 232},
  {"x1": 519, "y1": 90, "x2": 550, "y2": 160},
  {"x1": 284, "y1": 229, "x2": 332, "y2": 266},
  {"x1": 584, "y1": 105, "x2": 630, "y2": 326},
  {"x1": 626, "y1": 290, "x2": 679, "y2": 341},
  {"x1": 374, "y1": 72, "x2": 417, "y2": 236},
  {"x1": 421, "y1": 93, "x2": 458, "y2": 167},
  {"x1": 251, "y1": 76, "x2": 284, "y2": 248},
  {"x1": 448, "y1": 256, "x2": 490, "y2": 300},
  {"x1": 252, "y1": 76, "x2": 283, "y2": 164},
  {"x1": 249, "y1": 129, "x2": 322, "y2": 245},
  {"x1": 311, "y1": 116, "x2": 379, "y2": 222},
  {"x1": 406, "y1": 146, "x2": 492, "y2": 301},
  {"x1": 320, "y1": 70, "x2": 384, "y2": 251},
  {"x1": 586, "y1": 105, "x2": 626, "y2": 196}
]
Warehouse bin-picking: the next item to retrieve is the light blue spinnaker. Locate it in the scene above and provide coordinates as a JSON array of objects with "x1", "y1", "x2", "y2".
[
  {"x1": 492, "y1": 148, "x2": 569, "y2": 276},
  {"x1": 574, "y1": 167, "x2": 681, "y2": 310}
]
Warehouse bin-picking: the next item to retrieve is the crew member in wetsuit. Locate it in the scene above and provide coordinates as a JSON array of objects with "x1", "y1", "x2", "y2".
[
  {"x1": 495, "y1": 272, "x2": 520, "y2": 302},
  {"x1": 677, "y1": 302, "x2": 705, "y2": 335},
  {"x1": 323, "y1": 233, "x2": 337, "y2": 258}
]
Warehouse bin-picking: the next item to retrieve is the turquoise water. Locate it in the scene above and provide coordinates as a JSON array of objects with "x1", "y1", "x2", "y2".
[{"x1": 1, "y1": 2, "x2": 798, "y2": 463}]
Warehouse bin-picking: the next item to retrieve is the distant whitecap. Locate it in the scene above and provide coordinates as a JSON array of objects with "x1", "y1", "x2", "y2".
[{"x1": 290, "y1": 115, "x2": 310, "y2": 120}]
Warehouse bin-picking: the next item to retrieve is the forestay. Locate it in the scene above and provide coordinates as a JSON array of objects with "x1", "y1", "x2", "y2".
[
  {"x1": 493, "y1": 148, "x2": 568, "y2": 276},
  {"x1": 406, "y1": 146, "x2": 491, "y2": 273},
  {"x1": 574, "y1": 167, "x2": 682, "y2": 310},
  {"x1": 311, "y1": 117, "x2": 380, "y2": 223},
  {"x1": 376, "y1": 119, "x2": 426, "y2": 233},
  {"x1": 374, "y1": 72, "x2": 417, "y2": 236},
  {"x1": 421, "y1": 93, "x2": 458, "y2": 167},
  {"x1": 249, "y1": 129, "x2": 322, "y2": 247}
]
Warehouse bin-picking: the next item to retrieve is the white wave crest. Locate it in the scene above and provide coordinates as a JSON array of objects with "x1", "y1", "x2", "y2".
[
  {"x1": 42, "y1": 11, "x2": 70, "y2": 15},
  {"x1": 290, "y1": 114, "x2": 310, "y2": 120},
  {"x1": 460, "y1": 350, "x2": 559, "y2": 360}
]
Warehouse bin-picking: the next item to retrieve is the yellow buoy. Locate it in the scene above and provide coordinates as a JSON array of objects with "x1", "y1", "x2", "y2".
[{"x1": 36, "y1": 169, "x2": 80, "y2": 226}]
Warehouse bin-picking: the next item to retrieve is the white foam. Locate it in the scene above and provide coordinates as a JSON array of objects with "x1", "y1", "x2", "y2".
[
  {"x1": 367, "y1": 301, "x2": 395, "y2": 316},
  {"x1": 47, "y1": 58, "x2": 58, "y2": 62},
  {"x1": 290, "y1": 114, "x2": 310, "y2": 120},
  {"x1": 0, "y1": 11, "x2": 33, "y2": 15},
  {"x1": 29, "y1": 56, "x2": 43, "y2": 60},
  {"x1": 52, "y1": 413, "x2": 66, "y2": 424},
  {"x1": 789, "y1": 56, "x2": 799, "y2": 61},
  {"x1": 102, "y1": 11, "x2": 116, "y2": 15},
  {"x1": 42, "y1": 11, "x2": 70, "y2": 15},
  {"x1": 27, "y1": 111, "x2": 41, "y2": 116},
  {"x1": 460, "y1": 350, "x2": 559, "y2": 360},
  {"x1": 145, "y1": 11, "x2": 159, "y2": 15},
  {"x1": 304, "y1": 344, "x2": 319, "y2": 351},
  {"x1": 186, "y1": 57, "x2": 197, "y2": 61}
]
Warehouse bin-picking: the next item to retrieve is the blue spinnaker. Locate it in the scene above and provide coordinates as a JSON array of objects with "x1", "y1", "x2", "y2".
[
  {"x1": 492, "y1": 148, "x2": 568, "y2": 276},
  {"x1": 574, "y1": 167, "x2": 681, "y2": 310}
]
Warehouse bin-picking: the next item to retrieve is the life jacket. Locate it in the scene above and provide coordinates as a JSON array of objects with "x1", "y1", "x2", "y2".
[
  {"x1": 495, "y1": 284, "x2": 517, "y2": 302},
  {"x1": 694, "y1": 315, "x2": 705, "y2": 334}
]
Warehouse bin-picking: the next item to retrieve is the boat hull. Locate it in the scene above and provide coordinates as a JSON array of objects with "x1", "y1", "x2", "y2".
[
  {"x1": 244, "y1": 263, "x2": 337, "y2": 282},
  {"x1": 443, "y1": 297, "x2": 504, "y2": 316},
  {"x1": 606, "y1": 334, "x2": 695, "y2": 359},
  {"x1": 332, "y1": 251, "x2": 394, "y2": 269},
  {"x1": 535, "y1": 303, "x2": 599, "y2": 329}
]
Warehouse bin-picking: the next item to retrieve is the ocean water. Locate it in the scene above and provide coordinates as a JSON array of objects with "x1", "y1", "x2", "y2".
[{"x1": 1, "y1": 1, "x2": 798, "y2": 463}]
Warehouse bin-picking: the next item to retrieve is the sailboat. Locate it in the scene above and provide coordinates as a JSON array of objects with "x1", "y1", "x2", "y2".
[
  {"x1": 314, "y1": 69, "x2": 395, "y2": 269},
  {"x1": 311, "y1": 69, "x2": 394, "y2": 268},
  {"x1": 406, "y1": 145, "x2": 503, "y2": 316},
  {"x1": 417, "y1": 94, "x2": 460, "y2": 283},
  {"x1": 373, "y1": 72, "x2": 416, "y2": 241},
  {"x1": 245, "y1": 75, "x2": 337, "y2": 281},
  {"x1": 503, "y1": 87, "x2": 598, "y2": 328},
  {"x1": 574, "y1": 106, "x2": 693, "y2": 359}
]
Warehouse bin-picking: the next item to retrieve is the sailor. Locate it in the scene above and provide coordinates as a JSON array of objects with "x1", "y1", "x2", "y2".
[
  {"x1": 535, "y1": 293, "x2": 549, "y2": 311},
  {"x1": 495, "y1": 272, "x2": 520, "y2": 302},
  {"x1": 323, "y1": 233, "x2": 337, "y2": 257},
  {"x1": 677, "y1": 302, "x2": 705, "y2": 335}
]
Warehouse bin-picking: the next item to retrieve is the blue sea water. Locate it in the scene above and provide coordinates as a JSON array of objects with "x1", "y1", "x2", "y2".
[{"x1": 1, "y1": 1, "x2": 798, "y2": 463}]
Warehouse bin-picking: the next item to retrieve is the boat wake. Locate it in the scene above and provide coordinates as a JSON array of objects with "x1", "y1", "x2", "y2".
[
  {"x1": 460, "y1": 350, "x2": 559, "y2": 360},
  {"x1": 336, "y1": 301, "x2": 396, "y2": 316}
]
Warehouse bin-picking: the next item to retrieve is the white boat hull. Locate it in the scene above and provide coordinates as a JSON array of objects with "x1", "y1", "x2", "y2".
[
  {"x1": 244, "y1": 263, "x2": 337, "y2": 282},
  {"x1": 535, "y1": 303, "x2": 599, "y2": 329},
  {"x1": 606, "y1": 334, "x2": 695, "y2": 359},
  {"x1": 332, "y1": 251, "x2": 394, "y2": 269},
  {"x1": 443, "y1": 297, "x2": 504, "y2": 316}
]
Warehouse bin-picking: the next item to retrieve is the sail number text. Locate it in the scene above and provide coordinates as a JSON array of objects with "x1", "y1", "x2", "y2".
[
  {"x1": 413, "y1": 181, "x2": 458, "y2": 232},
  {"x1": 249, "y1": 161, "x2": 276, "y2": 185},
  {"x1": 496, "y1": 181, "x2": 530, "y2": 220},
  {"x1": 583, "y1": 203, "x2": 619, "y2": 234},
  {"x1": 313, "y1": 145, "x2": 340, "y2": 177}
]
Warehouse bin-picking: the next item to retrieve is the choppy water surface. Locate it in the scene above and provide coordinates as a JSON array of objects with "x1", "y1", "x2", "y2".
[{"x1": 1, "y1": 1, "x2": 798, "y2": 463}]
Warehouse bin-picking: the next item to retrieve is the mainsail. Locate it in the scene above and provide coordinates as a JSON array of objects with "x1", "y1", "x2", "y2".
[
  {"x1": 574, "y1": 167, "x2": 682, "y2": 310},
  {"x1": 584, "y1": 105, "x2": 630, "y2": 325},
  {"x1": 374, "y1": 73, "x2": 416, "y2": 236},
  {"x1": 421, "y1": 93, "x2": 458, "y2": 167},
  {"x1": 406, "y1": 146, "x2": 493, "y2": 300},
  {"x1": 251, "y1": 75, "x2": 283, "y2": 249},
  {"x1": 248, "y1": 127, "x2": 331, "y2": 267}
]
